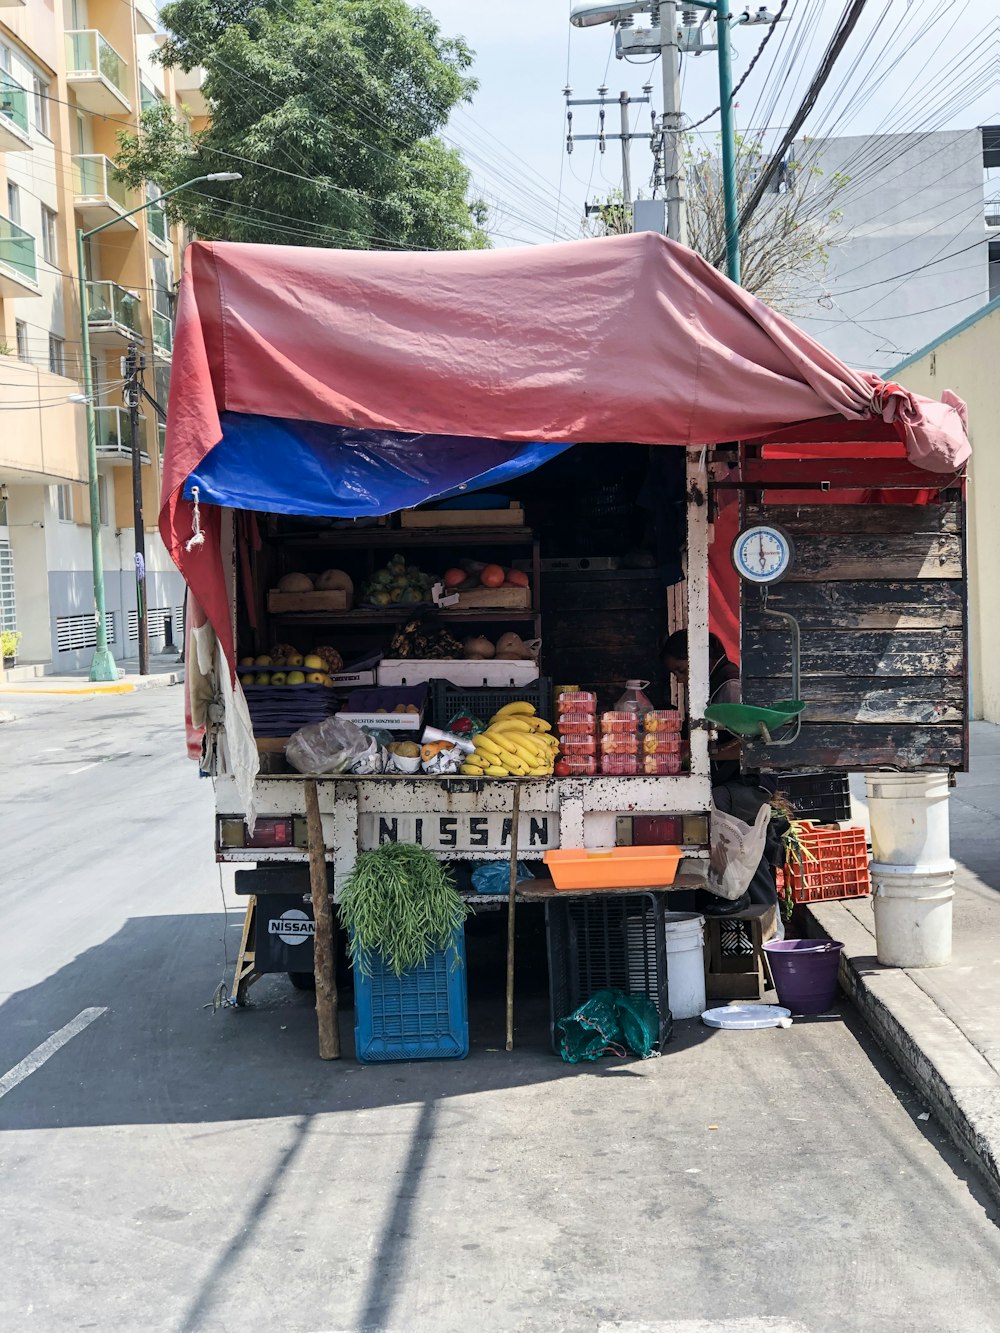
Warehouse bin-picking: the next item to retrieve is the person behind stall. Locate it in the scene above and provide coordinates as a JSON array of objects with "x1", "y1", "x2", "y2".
[{"x1": 660, "y1": 629, "x2": 785, "y2": 916}]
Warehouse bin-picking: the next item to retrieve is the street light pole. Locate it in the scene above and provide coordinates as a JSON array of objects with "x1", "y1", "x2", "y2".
[
  {"x1": 76, "y1": 171, "x2": 240, "y2": 682},
  {"x1": 125, "y1": 343, "x2": 148, "y2": 677},
  {"x1": 715, "y1": 0, "x2": 741, "y2": 283}
]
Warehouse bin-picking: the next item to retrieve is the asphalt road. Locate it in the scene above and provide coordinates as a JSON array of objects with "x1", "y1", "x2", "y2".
[{"x1": 3, "y1": 690, "x2": 1000, "y2": 1333}]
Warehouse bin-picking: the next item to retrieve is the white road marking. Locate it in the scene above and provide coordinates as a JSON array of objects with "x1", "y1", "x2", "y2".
[
  {"x1": 68, "y1": 763, "x2": 99, "y2": 775},
  {"x1": 0, "y1": 1007, "x2": 107, "y2": 1101}
]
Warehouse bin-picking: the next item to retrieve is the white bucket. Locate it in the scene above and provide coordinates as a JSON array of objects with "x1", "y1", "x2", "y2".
[
  {"x1": 865, "y1": 771, "x2": 951, "y2": 868},
  {"x1": 664, "y1": 912, "x2": 707, "y2": 1019},
  {"x1": 871, "y1": 861, "x2": 955, "y2": 968}
]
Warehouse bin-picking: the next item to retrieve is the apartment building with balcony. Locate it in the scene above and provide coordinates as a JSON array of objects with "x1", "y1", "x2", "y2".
[{"x1": 0, "y1": 0, "x2": 187, "y2": 674}]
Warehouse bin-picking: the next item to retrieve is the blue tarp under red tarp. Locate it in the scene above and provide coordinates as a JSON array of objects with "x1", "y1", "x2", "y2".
[{"x1": 183, "y1": 412, "x2": 569, "y2": 517}]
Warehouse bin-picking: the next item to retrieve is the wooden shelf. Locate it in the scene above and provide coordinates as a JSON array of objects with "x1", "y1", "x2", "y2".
[
  {"x1": 270, "y1": 607, "x2": 539, "y2": 625},
  {"x1": 275, "y1": 526, "x2": 534, "y2": 549}
]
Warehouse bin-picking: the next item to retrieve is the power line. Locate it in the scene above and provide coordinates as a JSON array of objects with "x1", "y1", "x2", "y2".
[{"x1": 686, "y1": 1, "x2": 790, "y2": 132}]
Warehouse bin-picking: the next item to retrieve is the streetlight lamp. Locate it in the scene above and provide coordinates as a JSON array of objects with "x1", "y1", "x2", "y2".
[
  {"x1": 569, "y1": 0, "x2": 742, "y2": 283},
  {"x1": 76, "y1": 171, "x2": 241, "y2": 681}
]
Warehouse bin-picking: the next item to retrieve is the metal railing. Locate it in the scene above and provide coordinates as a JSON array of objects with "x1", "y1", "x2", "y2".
[
  {"x1": 152, "y1": 309, "x2": 173, "y2": 355},
  {"x1": 86, "y1": 280, "x2": 142, "y2": 335},
  {"x1": 0, "y1": 70, "x2": 29, "y2": 136},
  {"x1": 987, "y1": 197, "x2": 1000, "y2": 229},
  {"x1": 65, "y1": 30, "x2": 127, "y2": 97},
  {"x1": 0, "y1": 213, "x2": 37, "y2": 285},
  {"x1": 74, "y1": 154, "x2": 129, "y2": 210},
  {"x1": 95, "y1": 405, "x2": 146, "y2": 456}
]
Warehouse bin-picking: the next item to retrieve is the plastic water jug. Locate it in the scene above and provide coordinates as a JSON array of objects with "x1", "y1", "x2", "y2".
[{"x1": 614, "y1": 679, "x2": 653, "y2": 717}]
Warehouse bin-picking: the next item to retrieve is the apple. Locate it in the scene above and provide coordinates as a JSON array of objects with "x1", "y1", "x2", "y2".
[
  {"x1": 270, "y1": 671, "x2": 287, "y2": 685},
  {"x1": 303, "y1": 653, "x2": 325, "y2": 671},
  {"x1": 239, "y1": 672, "x2": 255, "y2": 687},
  {"x1": 286, "y1": 652, "x2": 304, "y2": 667},
  {"x1": 254, "y1": 654, "x2": 273, "y2": 667},
  {"x1": 238, "y1": 656, "x2": 255, "y2": 668},
  {"x1": 286, "y1": 670, "x2": 306, "y2": 685},
  {"x1": 306, "y1": 672, "x2": 326, "y2": 685},
  {"x1": 254, "y1": 673, "x2": 271, "y2": 686}
]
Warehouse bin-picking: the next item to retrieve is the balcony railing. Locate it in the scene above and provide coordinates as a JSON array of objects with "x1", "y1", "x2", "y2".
[
  {"x1": 0, "y1": 69, "x2": 29, "y2": 136},
  {"x1": 987, "y1": 197, "x2": 1000, "y2": 229},
  {"x1": 74, "y1": 154, "x2": 129, "y2": 211},
  {"x1": 95, "y1": 405, "x2": 148, "y2": 462},
  {"x1": 152, "y1": 309, "x2": 173, "y2": 356},
  {"x1": 86, "y1": 280, "x2": 142, "y2": 337},
  {"x1": 65, "y1": 30, "x2": 130, "y2": 111},
  {"x1": 139, "y1": 76, "x2": 162, "y2": 113},
  {"x1": 0, "y1": 213, "x2": 38, "y2": 286}
]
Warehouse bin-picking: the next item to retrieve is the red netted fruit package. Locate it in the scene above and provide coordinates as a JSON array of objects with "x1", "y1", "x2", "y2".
[
  {"x1": 557, "y1": 716, "x2": 597, "y2": 735},
  {"x1": 642, "y1": 734, "x2": 681, "y2": 755},
  {"x1": 560, "y1": 736, "x2": 597, "y2": 756},
  {"x1": 601, "y1": 753, "x2": 639, "y2": 776},
  {"x1": 601, "y1": 711, "x2": 639, "y2": 734},
  {"x1": 643, "y1": 753, "x2": 682, "y2": 775},
  {"x1": 557, "y1": 755, "x2": 598, "y2": 776},
  {"x1": 558, "y1": 691, "x2": 597, "y2": 714},
  {"x1": 601, "y1": 735, "x2": 639, "y2": 756},
  {"x1": 643, "y1": 709, "x2": 683, "y2": 733}
]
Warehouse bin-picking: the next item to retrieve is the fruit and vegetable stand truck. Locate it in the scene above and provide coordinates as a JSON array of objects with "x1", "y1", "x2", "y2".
[{"x1": 161, "y1": 232, "x2": 971, "y2": 1057}]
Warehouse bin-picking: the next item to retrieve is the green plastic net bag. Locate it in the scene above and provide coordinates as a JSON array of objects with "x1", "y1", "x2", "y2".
[{"x1": 556, "y1": 988, "x2": 660, "y2": 1063}]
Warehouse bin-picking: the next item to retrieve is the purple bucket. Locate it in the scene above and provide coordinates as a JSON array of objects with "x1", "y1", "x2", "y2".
[{"x1": 763, "y1": 939, "x2": 844, "y2": 1014}]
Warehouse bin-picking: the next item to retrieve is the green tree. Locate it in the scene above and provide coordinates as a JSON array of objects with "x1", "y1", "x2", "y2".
[{"x1": 115, "y1": 0, "x2": 488, "y2": 251}]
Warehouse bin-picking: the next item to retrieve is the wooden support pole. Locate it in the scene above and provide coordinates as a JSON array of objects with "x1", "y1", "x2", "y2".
[
  {"x1": 505, "y1": 781, "x2": 522, "y2": 1053},
  {"x1": 304, "y1": 778, "x2": 340, "y2": 1060}
]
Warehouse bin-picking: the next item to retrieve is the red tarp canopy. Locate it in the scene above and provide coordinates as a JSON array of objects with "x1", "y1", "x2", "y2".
[{"x1": 161, "y1": 231, "x2": 969, "y2": 676}]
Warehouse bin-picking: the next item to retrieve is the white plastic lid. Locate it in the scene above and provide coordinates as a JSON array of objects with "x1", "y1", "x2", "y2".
[
  {"x1": 701, "y1": 1004, "x2": 792, "y2": 1030},
  {"x1": 624, "y1": 679, "x2": 650, "y2": 689}
]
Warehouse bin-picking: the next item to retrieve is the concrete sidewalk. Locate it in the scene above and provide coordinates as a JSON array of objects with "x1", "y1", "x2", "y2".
[
  {"x1": 0, "y1": 655, "x2": 183, "y2": 697},
  {"x1": 807, "y1": 721, "x2": 1000, "y2": 1201}
]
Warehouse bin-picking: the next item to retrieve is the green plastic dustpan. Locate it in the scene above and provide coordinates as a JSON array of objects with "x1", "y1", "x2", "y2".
[{"x1": 705, "y1": 700, "x2": 806, "y2": 737}]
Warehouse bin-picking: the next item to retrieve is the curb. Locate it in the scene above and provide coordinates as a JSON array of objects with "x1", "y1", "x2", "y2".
[
  {"x1": 805, "y1": 898, "x2": 1000, "y2": 1206},
  {"x1": 0, "y1": 671, "x2": 184, "y2": 697}
]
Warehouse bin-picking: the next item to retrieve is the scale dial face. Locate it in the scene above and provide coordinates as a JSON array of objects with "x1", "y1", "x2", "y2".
[{"x1": 732, "y1": 524, "x2": 794, "y2": 585}]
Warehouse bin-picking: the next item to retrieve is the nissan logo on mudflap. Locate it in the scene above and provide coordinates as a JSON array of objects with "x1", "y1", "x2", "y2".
[{"x1": 269, "y1": 910, "x2": 315, "y2": 946}]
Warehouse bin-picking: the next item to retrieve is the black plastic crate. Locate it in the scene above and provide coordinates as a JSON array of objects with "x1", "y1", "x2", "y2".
[
  {"x1": 430, "y1": 678, "x2": 553, "y2": 730},
  {"x1": 774, "y1": 771, "x2": 852, "y2": 824},
  {"x1": 545, "y1": 893, "x2": 672, "y2": 1054}
]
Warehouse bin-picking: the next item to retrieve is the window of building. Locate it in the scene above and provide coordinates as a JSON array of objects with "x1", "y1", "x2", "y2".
[
  {"x1": 97, "y1": 473, "x2": 109, "y2": 526},
  {"x1": 48, "y1": 334, "x2": 65, "y2": 376},
  {"x1": 6, "y1": 181, "x2": 20, "y2": 225},
  {"x1": 0, "y1": 43, "x2": 11, "y2": 74},
  {"x1": 32, "y1": 75, "x2": 50, "y2": 138},
  {"x1": 41, "y1": 206, "x2": 57, "y2": 266},
  {"x1": 57, "y1": 484, "x2": 74, "y2": 523},
  {"x1": 15, "y1": 321, "x2": 28, "y2": 361}
]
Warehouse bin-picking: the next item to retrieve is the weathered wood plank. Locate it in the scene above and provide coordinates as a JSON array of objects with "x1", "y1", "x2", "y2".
[
  {"x1": 744, "y1": 724, "x2": 964, "y2": 771},
  {"x1": 742, "y1": 629, "x2": 964, "y2": 678},
  {"x1": 744, "y1": 676, "x2": 964, "y2": 725},
  {"x1": 776, "y1": 533, "x2": 961, "y2": 581},
  {"x1": 745, "y1": 504, "x2": 960, "y2": 537},
  {"x1": 747, "y1": 581, "x2": 963, "y2": 629}
]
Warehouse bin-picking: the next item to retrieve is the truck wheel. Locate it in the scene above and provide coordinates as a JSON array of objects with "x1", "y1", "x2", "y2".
[{"x1": 288, "y1": 971, "x2": 316, "y2": 992}]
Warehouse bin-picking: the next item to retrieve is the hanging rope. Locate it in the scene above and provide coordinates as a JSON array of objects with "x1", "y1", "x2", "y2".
[{"x1": 185, "y1": 485, "x2": 205, "y2": 553}]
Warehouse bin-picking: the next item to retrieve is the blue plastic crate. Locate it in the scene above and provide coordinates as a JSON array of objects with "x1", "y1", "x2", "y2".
[{"x1": 353, "y1": 929, "x2": 469, "y2": 1062}]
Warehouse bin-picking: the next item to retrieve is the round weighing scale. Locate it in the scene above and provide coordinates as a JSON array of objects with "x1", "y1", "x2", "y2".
[{"x1": 731, "y1": 522, "x2": 795, "y2": 585}]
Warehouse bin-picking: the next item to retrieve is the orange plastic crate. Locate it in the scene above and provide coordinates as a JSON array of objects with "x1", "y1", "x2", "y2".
[
  {"x1": 785, "y1": 822, "x2": 870, "y2": 903},
  {"x1": 544, "y1": 845, "x2": 683, "y2": 890}
]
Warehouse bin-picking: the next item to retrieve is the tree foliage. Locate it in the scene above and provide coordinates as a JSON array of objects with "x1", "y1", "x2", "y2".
[
  {"x1": 115, "y1": 0, "x2": 488, "y2": 250},
  {"x1": 684, "y1": 137, "x2": 847, "y2": 312}
]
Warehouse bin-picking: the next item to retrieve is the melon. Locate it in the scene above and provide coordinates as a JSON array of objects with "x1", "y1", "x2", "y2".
[
  {"x1": 277, "y1": 571, "x2": 314, "y2": 592},
  {"x1": 315, "y1": 569, "x2": 354, "y2": 599}
]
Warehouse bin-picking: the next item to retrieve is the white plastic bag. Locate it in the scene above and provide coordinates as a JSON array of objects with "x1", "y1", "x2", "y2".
[
  {"x1": 286, "y1": 716, "x2": 370, "y2": 775},
  {"x1": 708, "y1": 800, "x2": 771, "y2": 901}
]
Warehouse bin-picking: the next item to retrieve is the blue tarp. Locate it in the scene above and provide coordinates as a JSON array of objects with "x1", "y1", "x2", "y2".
[{"x1": 182, "y1": 412, "x2": 571, "y2": 518}]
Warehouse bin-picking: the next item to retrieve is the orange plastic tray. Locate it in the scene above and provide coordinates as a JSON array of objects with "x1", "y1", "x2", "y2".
[{"x1": 543, "y1": 845, "x2": 683, "y2": 890}]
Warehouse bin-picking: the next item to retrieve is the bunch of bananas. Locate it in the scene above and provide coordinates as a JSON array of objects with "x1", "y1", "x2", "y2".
[{"x1": 460, "y1": 702, "x2": 558, "y2": 778}]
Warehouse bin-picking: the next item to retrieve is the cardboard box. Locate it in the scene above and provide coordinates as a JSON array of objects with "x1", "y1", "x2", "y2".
[{"x1": 400, "y1": 504, "x2": 524, "y2": 529}]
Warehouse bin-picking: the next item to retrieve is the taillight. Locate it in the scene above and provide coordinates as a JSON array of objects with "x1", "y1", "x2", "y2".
[{"x1": 217, "y1": 817, "x2": 307, "y2": 849}]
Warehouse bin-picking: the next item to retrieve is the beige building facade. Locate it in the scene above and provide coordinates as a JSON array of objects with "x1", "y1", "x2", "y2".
[
  {"x1": 892, "y1": 295, "x2": 1000, "y2": 723},
  {"x1": 0, "y1": 0, "x2": 192, "y2": 672}
]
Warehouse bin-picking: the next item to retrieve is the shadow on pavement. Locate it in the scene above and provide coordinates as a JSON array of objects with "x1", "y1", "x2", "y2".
[{"x1": 0, "y1": 905, "x2": 716, "y2": 1133}]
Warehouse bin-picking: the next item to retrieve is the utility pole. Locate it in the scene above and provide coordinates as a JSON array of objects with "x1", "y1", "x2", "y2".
[
  {"x1": 565, "y1": 84, "x2": 653, "y2": 232},
  {"x1": 660, "y1": 1, "x2": 687, "y2": 244},
  {"x1": 125, "y1": 343, "x2": 148, "y2": 677}
]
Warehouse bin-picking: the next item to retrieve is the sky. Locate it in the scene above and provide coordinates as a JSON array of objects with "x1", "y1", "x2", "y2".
[{"x1": 423, "y1": 0, "x2": 1000, "y2": 247}]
